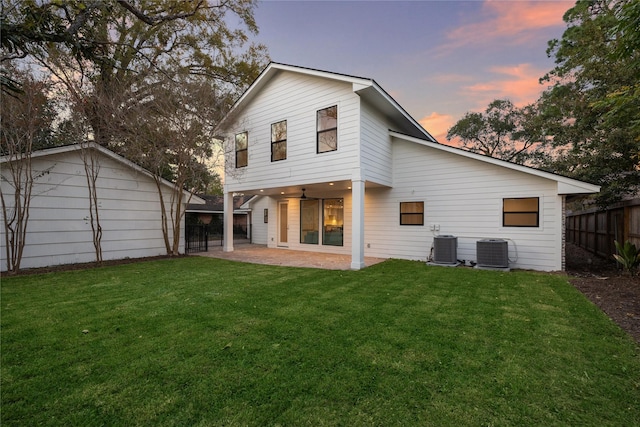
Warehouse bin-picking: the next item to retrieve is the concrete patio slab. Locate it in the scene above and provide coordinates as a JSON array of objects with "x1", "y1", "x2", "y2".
[{"x1": 197, "y1": 243, "x2": 386, "y2": 270}]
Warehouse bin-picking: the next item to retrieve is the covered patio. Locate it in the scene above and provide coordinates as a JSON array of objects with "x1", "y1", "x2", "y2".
[{"x1": 199, "y1": 243, "x2": 386, "y2": 270}]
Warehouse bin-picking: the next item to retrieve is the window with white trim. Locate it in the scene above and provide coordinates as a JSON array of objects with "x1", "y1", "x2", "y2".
[{"x1": 235, "y1": 132, "x2": 248, "y2": 168}]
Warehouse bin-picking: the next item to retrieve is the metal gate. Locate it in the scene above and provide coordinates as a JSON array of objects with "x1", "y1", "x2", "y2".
[{"x1": 185, "y1": 225, "x2": 208, "y2": 253}]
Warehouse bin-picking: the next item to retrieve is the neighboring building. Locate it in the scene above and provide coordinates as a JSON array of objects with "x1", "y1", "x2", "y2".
[
  {"x1": 186, "y1": 195, "x2": 254, "y2": 239},
  {"x1": 216, "y1": 63, "x2": 600, "y2": 271},
  {"x1": 0, "y1": 143, "x2": 204, "y2": 272}
]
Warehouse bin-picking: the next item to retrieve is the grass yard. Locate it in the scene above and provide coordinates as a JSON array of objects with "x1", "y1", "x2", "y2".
[{"x1": 1, "y1": 257, "x2": 639, "y2": 426}]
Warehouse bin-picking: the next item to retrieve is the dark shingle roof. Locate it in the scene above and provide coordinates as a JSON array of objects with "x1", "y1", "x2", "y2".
[{"x1": 186, "y1": 195, "x2": 252, "y2": 212}]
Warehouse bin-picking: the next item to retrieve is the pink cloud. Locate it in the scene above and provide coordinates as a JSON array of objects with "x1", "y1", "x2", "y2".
[
  {"x1": 442, "y1": 0, "x2": 570, "y2": 50},
  {"x1": 462, "y1": 63, "x2": 549, "y2": 108},
  {"x1": 419, "y1": 112, "x2": 456, "y2": 143}
]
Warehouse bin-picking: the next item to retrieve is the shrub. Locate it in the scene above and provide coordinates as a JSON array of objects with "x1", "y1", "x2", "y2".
[{"x1": 613, "y1": 240, "x2": 640, "y2": 276}]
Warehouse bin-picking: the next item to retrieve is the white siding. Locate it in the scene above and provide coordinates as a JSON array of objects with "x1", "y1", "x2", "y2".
[
  {"x1": 217, "y1": 66, "x2": 593, "y2": 271},
  {"x1": 1, "y1": 150, "x2": 183, "y2": 271},
  {"x1": 248, "y1": 196, "x2": 270, "y2": 245},
  {"x1": 362, "y1": 139, "x2": 564, "y2": 271},
  {"x1": 360, "y1": 101, "x2": 393, "y2": 186},
  {"x1": 224, "y1": 72, "x2": 361, "y2": 192}
]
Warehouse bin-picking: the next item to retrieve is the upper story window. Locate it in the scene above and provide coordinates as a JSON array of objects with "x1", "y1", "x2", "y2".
[
  {"x1": 271, "y1": 120, "x2": 287, "y2": 162},
  {"x1": 503, "y1": 197, "x2": 539, "y2": 227},
  {"x1": 235, "y1": 132, "x2": 248, "y2": 168},
  {"x1": 400, "y1": 202, "x2": 424, "y2": 225},
  {"x1": 317, "y1": 105, "x2": 337, "y2": 153}
]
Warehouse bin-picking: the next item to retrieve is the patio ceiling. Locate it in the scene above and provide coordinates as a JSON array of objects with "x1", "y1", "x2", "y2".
[{"x1": 237, "y1": 179, "x2": 390, "y2": 198}]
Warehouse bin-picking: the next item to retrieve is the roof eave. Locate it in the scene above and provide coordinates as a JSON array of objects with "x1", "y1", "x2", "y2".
[
  {"x1": 215, "y1": 62, "x2": 435, "y2": 143},
  {"x1": 2, "y1": 143, "x2": 206, "y2": 205},
  {"x1": 356, "y1": 81, "x2": 436, "y2": 142}
]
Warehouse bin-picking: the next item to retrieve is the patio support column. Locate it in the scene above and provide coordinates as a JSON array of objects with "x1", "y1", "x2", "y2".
[
  {"x1": 351, "y1": 168, "x2": 365, "y2": 270},
  {"x1": 223, "y1": 188, "x2": 234, "y2": 252}
]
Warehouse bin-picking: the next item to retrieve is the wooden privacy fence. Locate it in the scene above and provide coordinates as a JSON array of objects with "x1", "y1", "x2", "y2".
[{"x1": 566, "y1": 198, "x2": 640, "y2": 259}]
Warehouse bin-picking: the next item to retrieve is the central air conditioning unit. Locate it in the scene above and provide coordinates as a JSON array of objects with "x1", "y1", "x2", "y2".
[
  {"x1": 433, "y1": 235, "x2": 458, "y2": 265},
  {"x1": 476, "y1": 239, "x2": 509, "y2": 269}
]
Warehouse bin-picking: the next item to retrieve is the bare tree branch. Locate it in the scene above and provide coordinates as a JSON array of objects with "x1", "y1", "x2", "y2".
[{"x1": 116, "y1": 0, "x2": 206, "y2": 26}]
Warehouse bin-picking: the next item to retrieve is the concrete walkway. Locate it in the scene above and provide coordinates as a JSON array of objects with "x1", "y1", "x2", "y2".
[{"x1": 197, "y1": 243, "x2": 386, "y2": 270}]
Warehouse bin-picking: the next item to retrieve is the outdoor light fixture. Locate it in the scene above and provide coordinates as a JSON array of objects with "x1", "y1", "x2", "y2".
[{"x1": 300, "y1": 188, "x2": 307, "y2": 199}]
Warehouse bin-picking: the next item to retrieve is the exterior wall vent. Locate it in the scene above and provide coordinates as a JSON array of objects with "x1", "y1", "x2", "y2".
[
  {"x1": 433, "y1": 235, "x2": 458, "y2": 265},
  {"x1": 476, "y1": 239, "x2": 509, "y2": 269}
]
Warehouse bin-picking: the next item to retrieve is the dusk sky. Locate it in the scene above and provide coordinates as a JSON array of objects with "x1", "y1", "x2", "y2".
[{"x1": 250, "y1": 0, "x2": 575, "y2": 143}]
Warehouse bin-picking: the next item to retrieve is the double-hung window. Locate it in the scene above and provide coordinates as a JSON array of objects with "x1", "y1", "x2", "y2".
[
  {"x1": 503, "y1": 197, "x2": 539, "y2": 227},
  {"x1": 317, "y1": 105, "x2": 337, "y2": 153},
  {"x1": 235, "y1": 132, "x2": 248, "y2": 168},
  {"x1": 271, "y1": 120, "x2": 287, "y2": 161}
]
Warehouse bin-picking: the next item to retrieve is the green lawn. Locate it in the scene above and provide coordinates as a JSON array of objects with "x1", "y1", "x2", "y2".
[{"x1": 1, "y1": 257, "x2": 639, "y2": 426}]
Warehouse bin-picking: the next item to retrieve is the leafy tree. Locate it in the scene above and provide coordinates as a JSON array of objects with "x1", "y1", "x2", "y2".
[
  {"x1": 446, "y1": 99, "x2": 543, "y2": 165},
  {"x1": 205, "y1": 175, "x2": 224, "y2": 196},
  {"x1": 3, "y1": 0, "x2": 268, "y2": 257},
  {"x1": 538, "y1": 0, "x2": 639, "y2": 206},
  {"x1": 594, "y1": 0, "x2": 640, "y2": 146},
  {"x1": 1, "y1": 1, "x2": 266, "y2": 89},
  {"x1": 2, "y1": 0, "x2": 268, "y2": 143}
]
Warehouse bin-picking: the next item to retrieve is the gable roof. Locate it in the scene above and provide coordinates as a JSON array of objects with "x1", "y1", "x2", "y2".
[
  {"x1": 216, "y1": 62, "x2": 437, "y2": 142},
  {"x1": 390, "y1": 131, "x2": 601, "y2": 195},
  {"x1": 1, "y1": 142, "x2": 205, "y2": 204},
  {"x1": 215, "y1": 62, "x2": 598, "y2": 197}
]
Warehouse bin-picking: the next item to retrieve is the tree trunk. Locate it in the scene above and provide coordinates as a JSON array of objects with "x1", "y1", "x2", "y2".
[
  {"x1": 80, "y1": 144, "x2": 103, "y2": 263},
  {"x1": 0, "y1": 153, "x2": 34, "y2": 273}
]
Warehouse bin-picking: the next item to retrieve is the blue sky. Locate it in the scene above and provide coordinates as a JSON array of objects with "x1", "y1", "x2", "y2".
[{"x1": 250, "y1": 0, "x2": 574, "y2": 142}]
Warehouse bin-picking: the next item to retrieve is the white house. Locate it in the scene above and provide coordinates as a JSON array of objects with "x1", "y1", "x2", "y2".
[
  {"x1": 0, "y1": 143, "x2": 204, "y2": 272},
  {"x1": 217, "y1": 63, "x2": 600, "y2": 271}
]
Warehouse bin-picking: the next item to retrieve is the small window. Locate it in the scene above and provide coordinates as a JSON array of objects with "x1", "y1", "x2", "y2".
[
  {"x1": 317, "y1": 105, "x2": 337, "y2": 153},
  {"x1": 235, "y1": 132, "x2": 248, "y2": 168},
  {"x1": 271, "y1": 120, "x2": 287, "y2": 161},
  {"x1": 400, "y1": 202, "x2": 424, "y2": 225},
  {"x1": 503, "y1": 197, "x2": 539, "y2": 227}
]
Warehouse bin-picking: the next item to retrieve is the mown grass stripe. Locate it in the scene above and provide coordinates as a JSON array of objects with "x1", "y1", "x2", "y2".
[{"x1": 2, "y1": 257, "x2": 638, "y2": 426}]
